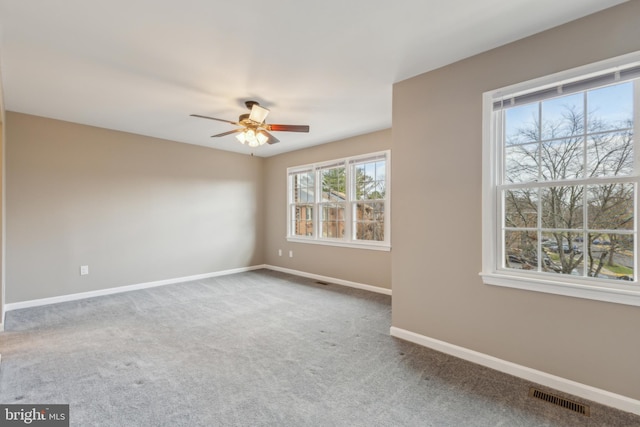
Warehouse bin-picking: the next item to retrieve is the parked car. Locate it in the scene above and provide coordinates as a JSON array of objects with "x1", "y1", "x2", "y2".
[{"x1": 544, "y1": 243, "x2": 581, "y2": 254}]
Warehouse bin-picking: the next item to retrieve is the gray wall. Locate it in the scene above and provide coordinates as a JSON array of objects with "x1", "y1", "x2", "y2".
[
  {"x1": 264, "y1": 130, "x2": 392, "y2": 290},
  {"x1": 392, "y1": 1, "x2": 640, "y2": 400},
  {"x1": 6, "y1": 112, "x2": 265, "y2": 303}
]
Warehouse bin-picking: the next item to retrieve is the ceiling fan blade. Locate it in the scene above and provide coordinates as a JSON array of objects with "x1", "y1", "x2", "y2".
[
  {"x1": 266, "y1": 124, "x2": 310, "y2": 133},
  {"x1": 211, "y1": 129, "x2": 243, "y2": 138},
  {"x1": 190, "y1": 114, "x2": 239, "y2": 125},
  {"x1": 249, "y1": 104, "x2": 270, "y2": 124},
  {"x1": 263, "y1": 131, "x2": 280, "y2": 144}
]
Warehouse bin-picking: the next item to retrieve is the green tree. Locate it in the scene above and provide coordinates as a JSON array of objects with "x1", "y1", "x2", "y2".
[{"x1": 320, "y1": 166, "x2": 384, "y2": 199}]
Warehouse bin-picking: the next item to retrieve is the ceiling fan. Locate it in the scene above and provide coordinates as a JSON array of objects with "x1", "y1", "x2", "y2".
[{"x1": 191, "y1": 101, "x2": 310, "y2": 147}]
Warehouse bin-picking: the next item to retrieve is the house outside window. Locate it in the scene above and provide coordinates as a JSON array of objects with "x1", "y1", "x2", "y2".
[
  {"x1": 481, "y1": 52, "x2": 640, "y2": 306},
  {"x1": 287, "y1": 150, "x2": 390, "y2": 251}
]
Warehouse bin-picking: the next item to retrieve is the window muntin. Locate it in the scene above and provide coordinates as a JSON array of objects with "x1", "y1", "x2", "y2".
[
  {"x1": 287, "y1": 151, "x2": 390, "y2": 250},
  {"x1": 483, "y1": 53, "x2": 640, "y2": 306}
]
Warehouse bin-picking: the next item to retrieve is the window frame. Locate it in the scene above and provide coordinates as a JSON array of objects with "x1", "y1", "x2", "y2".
[
  {"x1": 287, "y1": 150, "x2": 391, "y2": 251},
  {"x1": 481, "y1": 51, "x2": 640, "y2": 307}
]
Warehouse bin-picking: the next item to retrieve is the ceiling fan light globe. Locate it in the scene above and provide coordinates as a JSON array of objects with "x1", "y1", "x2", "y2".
[
  {"x1": 236, "y1": 133, "x2": 246, "y2": 144},
  {"x1": 257, "y1": 131, "x2": 268, "y2": 145}
]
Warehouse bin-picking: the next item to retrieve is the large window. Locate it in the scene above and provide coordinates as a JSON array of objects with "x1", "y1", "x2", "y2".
[
  {"x1": 482, "y1": 53, "x2": 640, "y2": 306},
  {"x1": 287, "y1": 151, "x2": 390, "y2": 250}
]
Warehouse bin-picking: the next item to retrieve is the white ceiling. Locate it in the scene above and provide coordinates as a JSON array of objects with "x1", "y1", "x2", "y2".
[{"x1": 0, "y1": 1, "x2": 627, "y2": 157}]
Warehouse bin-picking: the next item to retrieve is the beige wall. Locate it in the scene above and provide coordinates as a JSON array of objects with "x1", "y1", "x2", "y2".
[
  {"x1": 0, "y1": 77, "x2": 5, "y2": 323},
  {"x1": 0, "y1": 119, "x2": 4, "y2": 322},
  {"x1": 264, "y1": 130, "x2": 392, "y2": 289},
  {"x1": 392, "y1": 1, "x2": 640, "y2": 400},
  {"x1": 6, "y1": 112, "x2": 265, "y2": 303}
]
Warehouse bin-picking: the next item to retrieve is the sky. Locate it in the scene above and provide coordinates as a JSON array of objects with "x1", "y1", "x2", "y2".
[{"x1": 504, "y1": 81, "x2": 633, "y2": 143}]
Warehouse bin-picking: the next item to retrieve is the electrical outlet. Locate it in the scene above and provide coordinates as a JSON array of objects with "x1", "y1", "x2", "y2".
[
  {"x1": 278, "y1": 249, "x2": 282, "y2": 256},
  {"x1": 289, "y1": 250, "x2": 293, "y2": 258},
  {"x1": 80, "y1": 265, "x2": 89, "y2": 276}
]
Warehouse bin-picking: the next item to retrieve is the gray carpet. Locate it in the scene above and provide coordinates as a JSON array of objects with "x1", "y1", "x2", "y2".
[{"x1": 0, "y1": 269, "x2": 638, "y2": 426}]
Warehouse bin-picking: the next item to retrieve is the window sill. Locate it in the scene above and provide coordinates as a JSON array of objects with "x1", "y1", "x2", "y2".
[
  {"x1": 480, "y1": 271, "x2": 640, "y2": 307},
  {"x1": 287, "y1": 236, "x2": 391, "y2": 252}
]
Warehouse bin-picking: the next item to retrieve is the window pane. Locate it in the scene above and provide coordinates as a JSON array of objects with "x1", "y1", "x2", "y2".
[
  {"x1": 586, "y1": 233, "x2": 634, "y2": 280},
  {"x1": 504, "y1": 189, "x2": 538, "y2": 228},
  {"x1": 356, "y1": 222, "x2": 384, "y2": 241},
  {"x1": 540, "y1": 138, "x2": 584, "y2": 181},
  {"x1": 504, "y1": 143, "x2": 538, "y2": 183},
  {"x1": 541, "y1": 93, "x2": 584, "y2": 140},
  {"x1": 541, "y1": 231, "x2": 584, "y2": 276},
  {"x1": 505, "y1": 230, "x2": 538, "y2": 270},
  {"x1": 587, "y1": 82, "x2": 633, "y2": 130},
  {"x1": 375, "y1": 161, "x2": 386, "y2": 181},
  {"x1": 322, "y1": 167, "x2": 346, "y2": 202},
  {"x1": 541, "y1": 186, "x2": 584, "y2": 229},
  {"x1": 322, "y1": 221, "x2": 344, "y2": 238},
  {"x1": 293, "y1": 172, "x2": 314, "y2": 203},
  {"x1": 364, "y1": 162, "x2": 375, "y2": 179},
  {"x1": 356, "y1": 165, "x2": 375, "y2": 200},
  {"x1": 374, "y1": 181, "x2": 386, "y2": 199},
  {"x1": 355, "y1": 160, "x2": 386, "y2": 200},
  {"x1": 587, "y1": 183, "x2": 634, "y2": 230},
  {"x1": 505, "y1": 103, "x2": 539, "y2": 145},
  {"x1": 354, "y1": 201, "x2": 385, "y2": 241},
  {"x1": 292, "y1": 205, "x2": 313, "y2": 236},
  {"x1": 358, "y1": 201, "x2": 385, "y2": 220},
  {"x1": 586, "y1": 131, "x2": 633, "y2": 178},
  {"x1": 321, "y1": 203, "x2": 345, "y2": 238},
  {"x1": 321, "y1": 204, "x2": 345, "y2": 220}
]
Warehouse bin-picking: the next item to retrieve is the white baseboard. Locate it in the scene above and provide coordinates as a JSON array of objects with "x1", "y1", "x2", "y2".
[
  {"x1": 4, "y1": 265, "x2": 389, "y2": 312},
  {"x1": 390, "y1": 326, "x2": 640, "y2": 416},
  {"x1": 264, "y1": 265, "x2": 392, "y2": 296},
  {"x1": 4, "y1": 265, "x2": 265, "y2": 311}
]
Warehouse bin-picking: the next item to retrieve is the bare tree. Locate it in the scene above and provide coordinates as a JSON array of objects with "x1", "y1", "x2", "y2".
[{"x1": 504, "y1": 103, "x2": 633, "y2": 278}]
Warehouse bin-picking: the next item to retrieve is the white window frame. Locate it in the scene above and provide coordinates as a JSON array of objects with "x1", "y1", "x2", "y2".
[
  {"x1": 481, "y1": 51, "x2": 640, "y2": 307},
  {"x1": 287, "y1": 150, "x2": 391, "y2": 251}
]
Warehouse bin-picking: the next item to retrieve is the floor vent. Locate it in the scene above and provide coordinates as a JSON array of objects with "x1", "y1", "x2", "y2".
[
  {"x1": 315, "y1": 281, "x2": 329, "y2": 286},
  {"x1": 529, "y1": 387, "x2": 590, "y2": 416}
]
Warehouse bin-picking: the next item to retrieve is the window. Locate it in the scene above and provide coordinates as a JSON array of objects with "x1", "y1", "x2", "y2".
[
  {"x1": 287, "y1": 151, "x2": 390, "y2": 250},
  {"x1": 482, "y1": 52, "x2": 640, "y2": 306}
]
